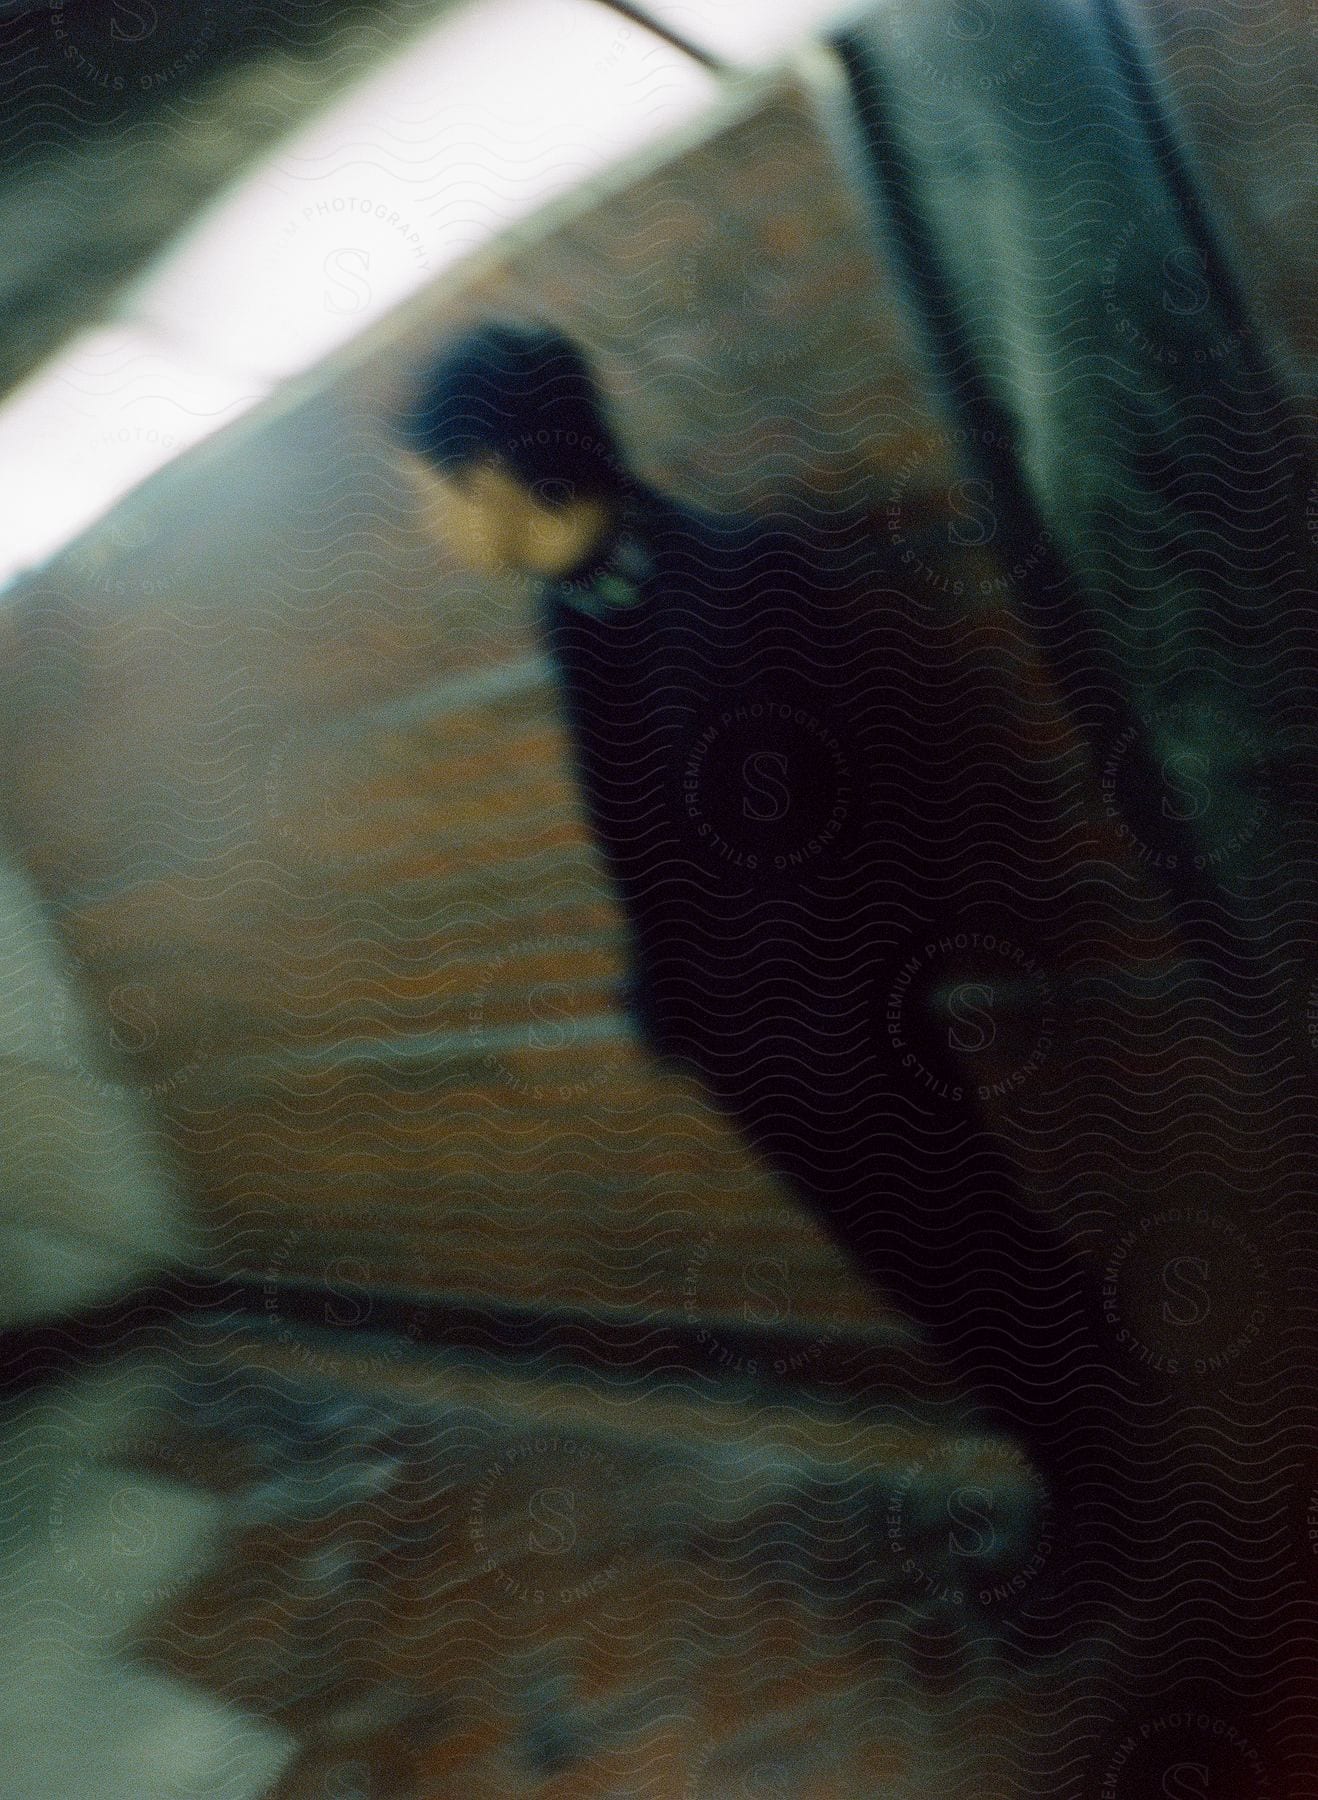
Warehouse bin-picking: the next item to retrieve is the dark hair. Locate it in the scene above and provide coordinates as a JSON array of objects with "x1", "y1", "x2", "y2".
[{"x1": 398, "y1": 321, "x2": 632, "y2": 505}]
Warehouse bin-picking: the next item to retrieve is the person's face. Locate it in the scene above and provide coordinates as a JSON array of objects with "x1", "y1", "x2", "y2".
[{"x1": 405, "y1": 454, "x2": 614, "y2": 579}]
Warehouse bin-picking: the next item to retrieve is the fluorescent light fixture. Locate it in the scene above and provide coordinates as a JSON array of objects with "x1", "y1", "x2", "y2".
[
  {"x1": 129, "y1": 0, "x2": 714, "y2": 384},
  {"x1": 0, "y1": 327, "x2": 258, "y2": 589},
  {"x1": 621, "y1": 0, "x2": 855, "y2": 65}
]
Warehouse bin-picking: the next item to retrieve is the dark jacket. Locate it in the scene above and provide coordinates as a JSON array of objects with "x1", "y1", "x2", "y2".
[
  {"x1": 543, "y1": 491, "x2": 916, "y2": 1050},
  {"x1": 536, "y1": 488, "x2": 1062, "y2": 1319},
  {"x1": 537, "y1": 487, "x2": 1113, "y2": 1510}
]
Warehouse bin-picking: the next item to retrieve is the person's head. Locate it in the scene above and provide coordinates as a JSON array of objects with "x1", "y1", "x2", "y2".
[{"x1": 398, "y1": 321, "x2": 633, "y2": 578}]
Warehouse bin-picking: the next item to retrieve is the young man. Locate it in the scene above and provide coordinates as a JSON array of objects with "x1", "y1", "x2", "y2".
[{"x1": 398, "y1": 321, "x2": 1113, "y2": 1636}]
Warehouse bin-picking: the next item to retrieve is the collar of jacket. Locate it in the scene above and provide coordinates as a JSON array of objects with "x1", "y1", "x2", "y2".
[{"x1": 540, "y1": 490, "x2": 661, "y2": 619}]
